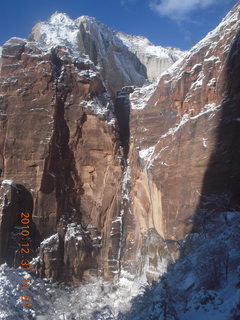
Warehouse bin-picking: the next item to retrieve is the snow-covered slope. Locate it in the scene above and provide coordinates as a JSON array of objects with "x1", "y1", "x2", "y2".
[
  {"x1": 0, "y1": 263, "x2": 146, "y2": 319},
  {"x1": 1, "y1": 209, "x2": 239, "y2": 319},
  {"x1": 30, "y1": 12, "x2": 185, "y2": 93},
  {"x1": 123, "y1": 209, "x2": 240, "y2": 320},
  {"x1": 117, "y1": 32, "x2": 186, "y2": 81}
]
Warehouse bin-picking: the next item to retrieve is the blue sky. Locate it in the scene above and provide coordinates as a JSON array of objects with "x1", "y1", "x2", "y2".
[{"x1": 0, "y1": 0, "x2": 238, "y2": 50}]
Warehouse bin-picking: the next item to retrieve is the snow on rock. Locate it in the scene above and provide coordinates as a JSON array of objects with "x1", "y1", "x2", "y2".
[
  {"x1": 202, "y1": 138, "x2": 208, "y2": 148},
  {"x1": 137, "y1": 101, "x2": 221, "y2": 170},
  {"x1": 30, "y1": 12, "x2": 185, "y2": 93},
  {"x1": 118, "y1": 32, "x2": 186, "y2": 81},
  {"x1": 0, "y1": 263, "x2": 56, "y2": 319},
  {"x1": 78, "y1": 69, "x2": 98, "y2": 80},
  {"x1": 161, "y1": 103, "x2": 221, "y2": 139},
  {"x1": 1, "y1": 179, "x2": 16, "y2": 187},
  {"x1": 139, "y1": 146, "x2": 155, "y2": 162},
  {"x1": 0, "y1": 263, "x2": 149, "y2": 320},
  {"x1": 1, "y1": 206, "x2": 240, "y2": 320},
  {"x1": 33, "y1": 12, "x2": 80, "y2": 52},
  {"x1": 40, "y1": 234, "x2": 59, "y2": 253},
  {"x1": 207, "y1": 77, "x2": 217, "y2": 87},
  {"x1": 49, "y1": 12, "x2": 75, "y2": 26},
  {"x1": 80, "y1": 92, "x2": 115, "y2": 121},
  {"x1": 190, "y1": 70, "x2": 205, "y2": 90},
  {"x1": 130, "y1": 81, "x2": 157, "y2": 110},
  {"x1": 0, "y1": 179, "x2": 17, "y2": 209},
  {"x1": 31, "y1": 12, "x2": 146, "y2": 92},
  {"x1": 64, "y1": 223, "x2": 83, "y2": 242},
  {"x1": 162, "y1": 2, "x2": 240, "y2": 85},
  {"x1": 123, "y1": 209, "x2": 240, "y2": 320}
]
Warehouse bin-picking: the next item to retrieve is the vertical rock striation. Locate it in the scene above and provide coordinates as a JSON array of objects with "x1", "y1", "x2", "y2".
[{"x1": 0, "y1": 39, "x2": 123, "y2": 282}]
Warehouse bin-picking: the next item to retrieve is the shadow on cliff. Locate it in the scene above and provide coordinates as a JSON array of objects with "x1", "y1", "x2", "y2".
[
  {"x1": 0, "y1": 183, "x2": 40, "y2": 267},
  {"x1": 192, "y1": 27, "x2": 240, "y2": 230},
  {"x1": 118, "y1": 28, "x2": 240, "y2": 320},
  {"x1": 115, "y1": 87, "x2": 134, "y2": 158}
]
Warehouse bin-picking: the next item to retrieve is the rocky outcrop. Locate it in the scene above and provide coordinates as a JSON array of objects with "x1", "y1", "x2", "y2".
[
  {"x1": 117, "y1": 32, "x2": 186, "y2": 82},
  {"x1": 30, "y1": 13, "x2": 185, "y2": 95}
]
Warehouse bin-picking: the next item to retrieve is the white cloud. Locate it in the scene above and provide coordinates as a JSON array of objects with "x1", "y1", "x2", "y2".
[{"x1": 150, "y1": 0, "x2": 221, "y2": 20}]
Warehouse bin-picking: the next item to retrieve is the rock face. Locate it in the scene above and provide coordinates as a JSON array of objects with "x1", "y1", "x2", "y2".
[
  {"x1": 30, "y1": 13, "x2": 185, "y2": 95},
  {"x1": 117, "y1": 32, "x2": 186, "y2": 82},
  {"x1": 0, "y1": 39, "x2": 123, "y2": 282},
  {"x1": 0, "y1": 3, "x2": 240, "y2": 285},
  {"x1": 120, "y1": 1, "x2": 240, "y2": 277}
]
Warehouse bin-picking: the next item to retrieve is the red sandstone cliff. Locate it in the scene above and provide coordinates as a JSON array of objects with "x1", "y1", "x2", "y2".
[
  {"x1": 120, "y1": 3, "x2": 240, "y2": 277},
  {"x1": 0, "y1": 40, "x2": 124, "y2": 282},
  {"x1": 0, "y1": 2, "x2": 240, "y2": 284}
]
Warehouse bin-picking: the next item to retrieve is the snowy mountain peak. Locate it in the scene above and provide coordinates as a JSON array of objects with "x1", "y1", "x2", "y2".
[
  {"x1": 49, "y1": 12, "x2": 75, "y2": 26},
  {"x1": 75, "y1": 15, "x2": 98, "y2": 25},
  {"x1": 30, "y1": 12, "x2": 186, "y2": 90}
]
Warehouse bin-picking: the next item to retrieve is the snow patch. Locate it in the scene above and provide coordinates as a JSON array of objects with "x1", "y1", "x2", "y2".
[
  {"x1": 190, "y1": 70, "x2": 205, "y2": 90},
  {"x1": 130, "y1": 82, "x2": 157, "y2": 110},
  {"x1": 65, "y1": 223, "x2": 83, "y2": 242},
  {"x1": 161, "y1": 103, "x2": 221, "y2": 139},
  {"x1": 40, "y1": 234, "x2": 59, "y2": 253},
  {"x1": 1, "y1": 179, "x2": 16, "y2": 187},
  {"x1": 81, "y1": 93, "x2": 115, "y2": 121},
  {"x1": 202, "y1": 138, "x2": 208, "y2": 148},
  {"x1": 139, "y1": 146, "x2": 155, "y2": 161}
]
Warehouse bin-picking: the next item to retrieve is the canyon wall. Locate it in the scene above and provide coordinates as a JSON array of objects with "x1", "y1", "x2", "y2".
[
  {"x1": 119, "y1": 2, "x2": 240, "y2": 277},
  {"x1": 0, "y1": 3, "x2": 239, "y2": 284},
  {"x1": 0, "y1": 39, "x2": 124, "y2": 282}
]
